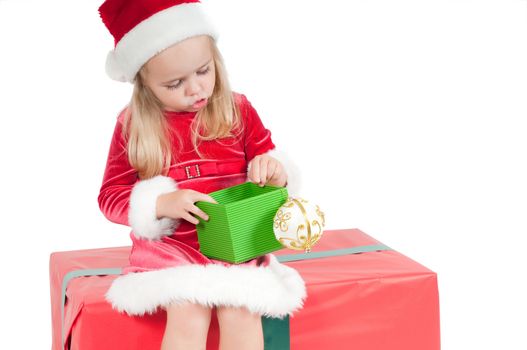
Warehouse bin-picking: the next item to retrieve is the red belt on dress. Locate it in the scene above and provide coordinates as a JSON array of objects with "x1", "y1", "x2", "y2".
[{"x1": 169, "y1": 160, "x2": 247, "y2": 181}]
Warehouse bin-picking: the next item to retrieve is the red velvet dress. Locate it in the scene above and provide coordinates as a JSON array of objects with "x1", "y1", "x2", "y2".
[{"x1": 98, "y1": 93, "x2": 306, "y2": 317}]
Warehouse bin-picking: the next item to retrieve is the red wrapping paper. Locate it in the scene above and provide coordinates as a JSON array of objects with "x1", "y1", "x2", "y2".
[{"x1": 50, "y1": 229, "x2": 440, "y2": 350}]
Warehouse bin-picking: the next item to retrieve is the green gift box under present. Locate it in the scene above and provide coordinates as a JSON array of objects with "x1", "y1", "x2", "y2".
[{"x1": 195, "y1": 182, "x2": 288, "y2": 264}]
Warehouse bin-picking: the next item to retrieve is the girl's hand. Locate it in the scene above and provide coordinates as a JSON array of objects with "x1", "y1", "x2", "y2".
[
  {"x1": 248, "y1": 154, "x2": 288, "y2": 188},
  {"x1": 156, "y1": 189, "x2": 217, "y2": 225}
]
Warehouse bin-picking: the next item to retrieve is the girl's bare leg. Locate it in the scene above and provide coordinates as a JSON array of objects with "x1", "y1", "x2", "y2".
[
  {"x1": 161, "y1": 302, "x2": 212, "y2": 350},
  {"x1": 216, "y1": 306, "x2": 264, "y2": 350}
]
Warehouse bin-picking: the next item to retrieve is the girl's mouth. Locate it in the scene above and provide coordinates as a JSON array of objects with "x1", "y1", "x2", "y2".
[{"x1": 192, "y1": 98, "x2": 208, "y2": 109}]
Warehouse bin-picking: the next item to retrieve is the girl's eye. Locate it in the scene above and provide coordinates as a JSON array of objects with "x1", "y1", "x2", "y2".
[
  {"x1": 166, "y1": 66, "x2": 210, "y2": 90},
  {"x1": 197, "y1": 67, "x2": 210, "y2": 75},
  {"x1": 166, "y1": 81, "x2": 182, "y2": 90}
]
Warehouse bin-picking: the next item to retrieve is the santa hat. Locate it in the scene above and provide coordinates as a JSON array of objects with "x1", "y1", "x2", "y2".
[{"x1": 99, "y1": 0, "x2": 218, "y2": 83}]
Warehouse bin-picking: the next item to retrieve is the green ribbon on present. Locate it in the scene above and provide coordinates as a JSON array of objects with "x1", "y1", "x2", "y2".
[
  {"x1": 60, "y1": 244, "x2": 392, "y2": 349},
  {"x1": 276, "y1": 244, "x2": 392, "y2": 263}
]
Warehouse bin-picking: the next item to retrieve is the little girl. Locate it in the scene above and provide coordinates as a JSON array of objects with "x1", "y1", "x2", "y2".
[{"x1": 97, "y1": 0, "x2": 306, "y2": 349}]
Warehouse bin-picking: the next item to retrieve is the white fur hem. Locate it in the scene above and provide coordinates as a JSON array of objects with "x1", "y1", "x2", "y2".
[
  {"x1": 105, "y1": 255, "x2": 306, "y2": 318},
  {"x1": 128, "y1": 175, "x2": 179, "y2": 240}
]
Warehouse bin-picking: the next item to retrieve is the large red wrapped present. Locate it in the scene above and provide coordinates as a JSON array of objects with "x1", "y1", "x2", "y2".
[{"x1": 50, "y1": 229, "x2": 440, "y2": 350}]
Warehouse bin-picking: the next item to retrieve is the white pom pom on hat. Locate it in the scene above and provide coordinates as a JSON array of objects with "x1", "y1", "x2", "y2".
[{"x1": 99, "y1": 0, "x2": 218, "y2": 83}]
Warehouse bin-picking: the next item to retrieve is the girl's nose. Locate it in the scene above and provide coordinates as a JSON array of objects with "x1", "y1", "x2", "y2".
[{"x1": 186, "y1": 78, "x2": 201, "y2": 96}]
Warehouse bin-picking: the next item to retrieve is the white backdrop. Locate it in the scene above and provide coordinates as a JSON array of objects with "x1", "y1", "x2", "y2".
[{"x1": 1, "y1": 0, "x2": 526, "y2": 348}]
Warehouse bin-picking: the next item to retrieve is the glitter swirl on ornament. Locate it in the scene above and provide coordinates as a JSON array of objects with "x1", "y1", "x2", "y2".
[{"x1": 273, "y1": 197, "x2": 326, "y2": 252}]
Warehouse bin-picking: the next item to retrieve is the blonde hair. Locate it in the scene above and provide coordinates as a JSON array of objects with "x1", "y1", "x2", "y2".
[{"x1": 123, "y1": 38, "x2": 241, "y2": 179}]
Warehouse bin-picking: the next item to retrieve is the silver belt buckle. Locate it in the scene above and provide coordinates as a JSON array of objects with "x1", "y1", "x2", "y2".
[{"x1": 185, "y1": 165, "x2": 201, "y2": 179}]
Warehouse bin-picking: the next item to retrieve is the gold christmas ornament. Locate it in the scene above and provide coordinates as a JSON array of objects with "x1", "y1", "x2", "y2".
[{"x1": 273, "y1": 197, "x2": 325, "y2": 252}]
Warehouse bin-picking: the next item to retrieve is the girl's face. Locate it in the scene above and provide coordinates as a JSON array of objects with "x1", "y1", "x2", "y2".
[{"x1": 143, "y1": 35, "x2": 216, "y2": 113}]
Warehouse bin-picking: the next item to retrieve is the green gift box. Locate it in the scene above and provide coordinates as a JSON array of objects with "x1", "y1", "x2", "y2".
[{"x1": 195, "y1": 182, "x2": 288, "y2": 263}]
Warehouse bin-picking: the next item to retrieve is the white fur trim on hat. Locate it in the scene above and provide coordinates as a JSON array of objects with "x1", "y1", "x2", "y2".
[
  {"x1": 106, "y1": 2, "x2": 218, "y2": 82},
  {"x1": 128, "y1": 175, "x2": 179, "y2": 240},
  {"x1": 106, "y1": 255, "x2": 306, "y2": 317}
]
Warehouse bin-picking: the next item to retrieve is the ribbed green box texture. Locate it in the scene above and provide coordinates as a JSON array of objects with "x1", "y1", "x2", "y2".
[{"x1": 196, "y1": 182, "x2": 288, "y2": 264}]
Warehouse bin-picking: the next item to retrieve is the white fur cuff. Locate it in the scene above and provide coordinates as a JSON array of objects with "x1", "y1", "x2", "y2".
[
  {"x1": 265, "y1": 149, "x2": 302, "y2": 197},
  {"x1": 128, "y1": 175, "x2": 179, "y2": 240}
]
